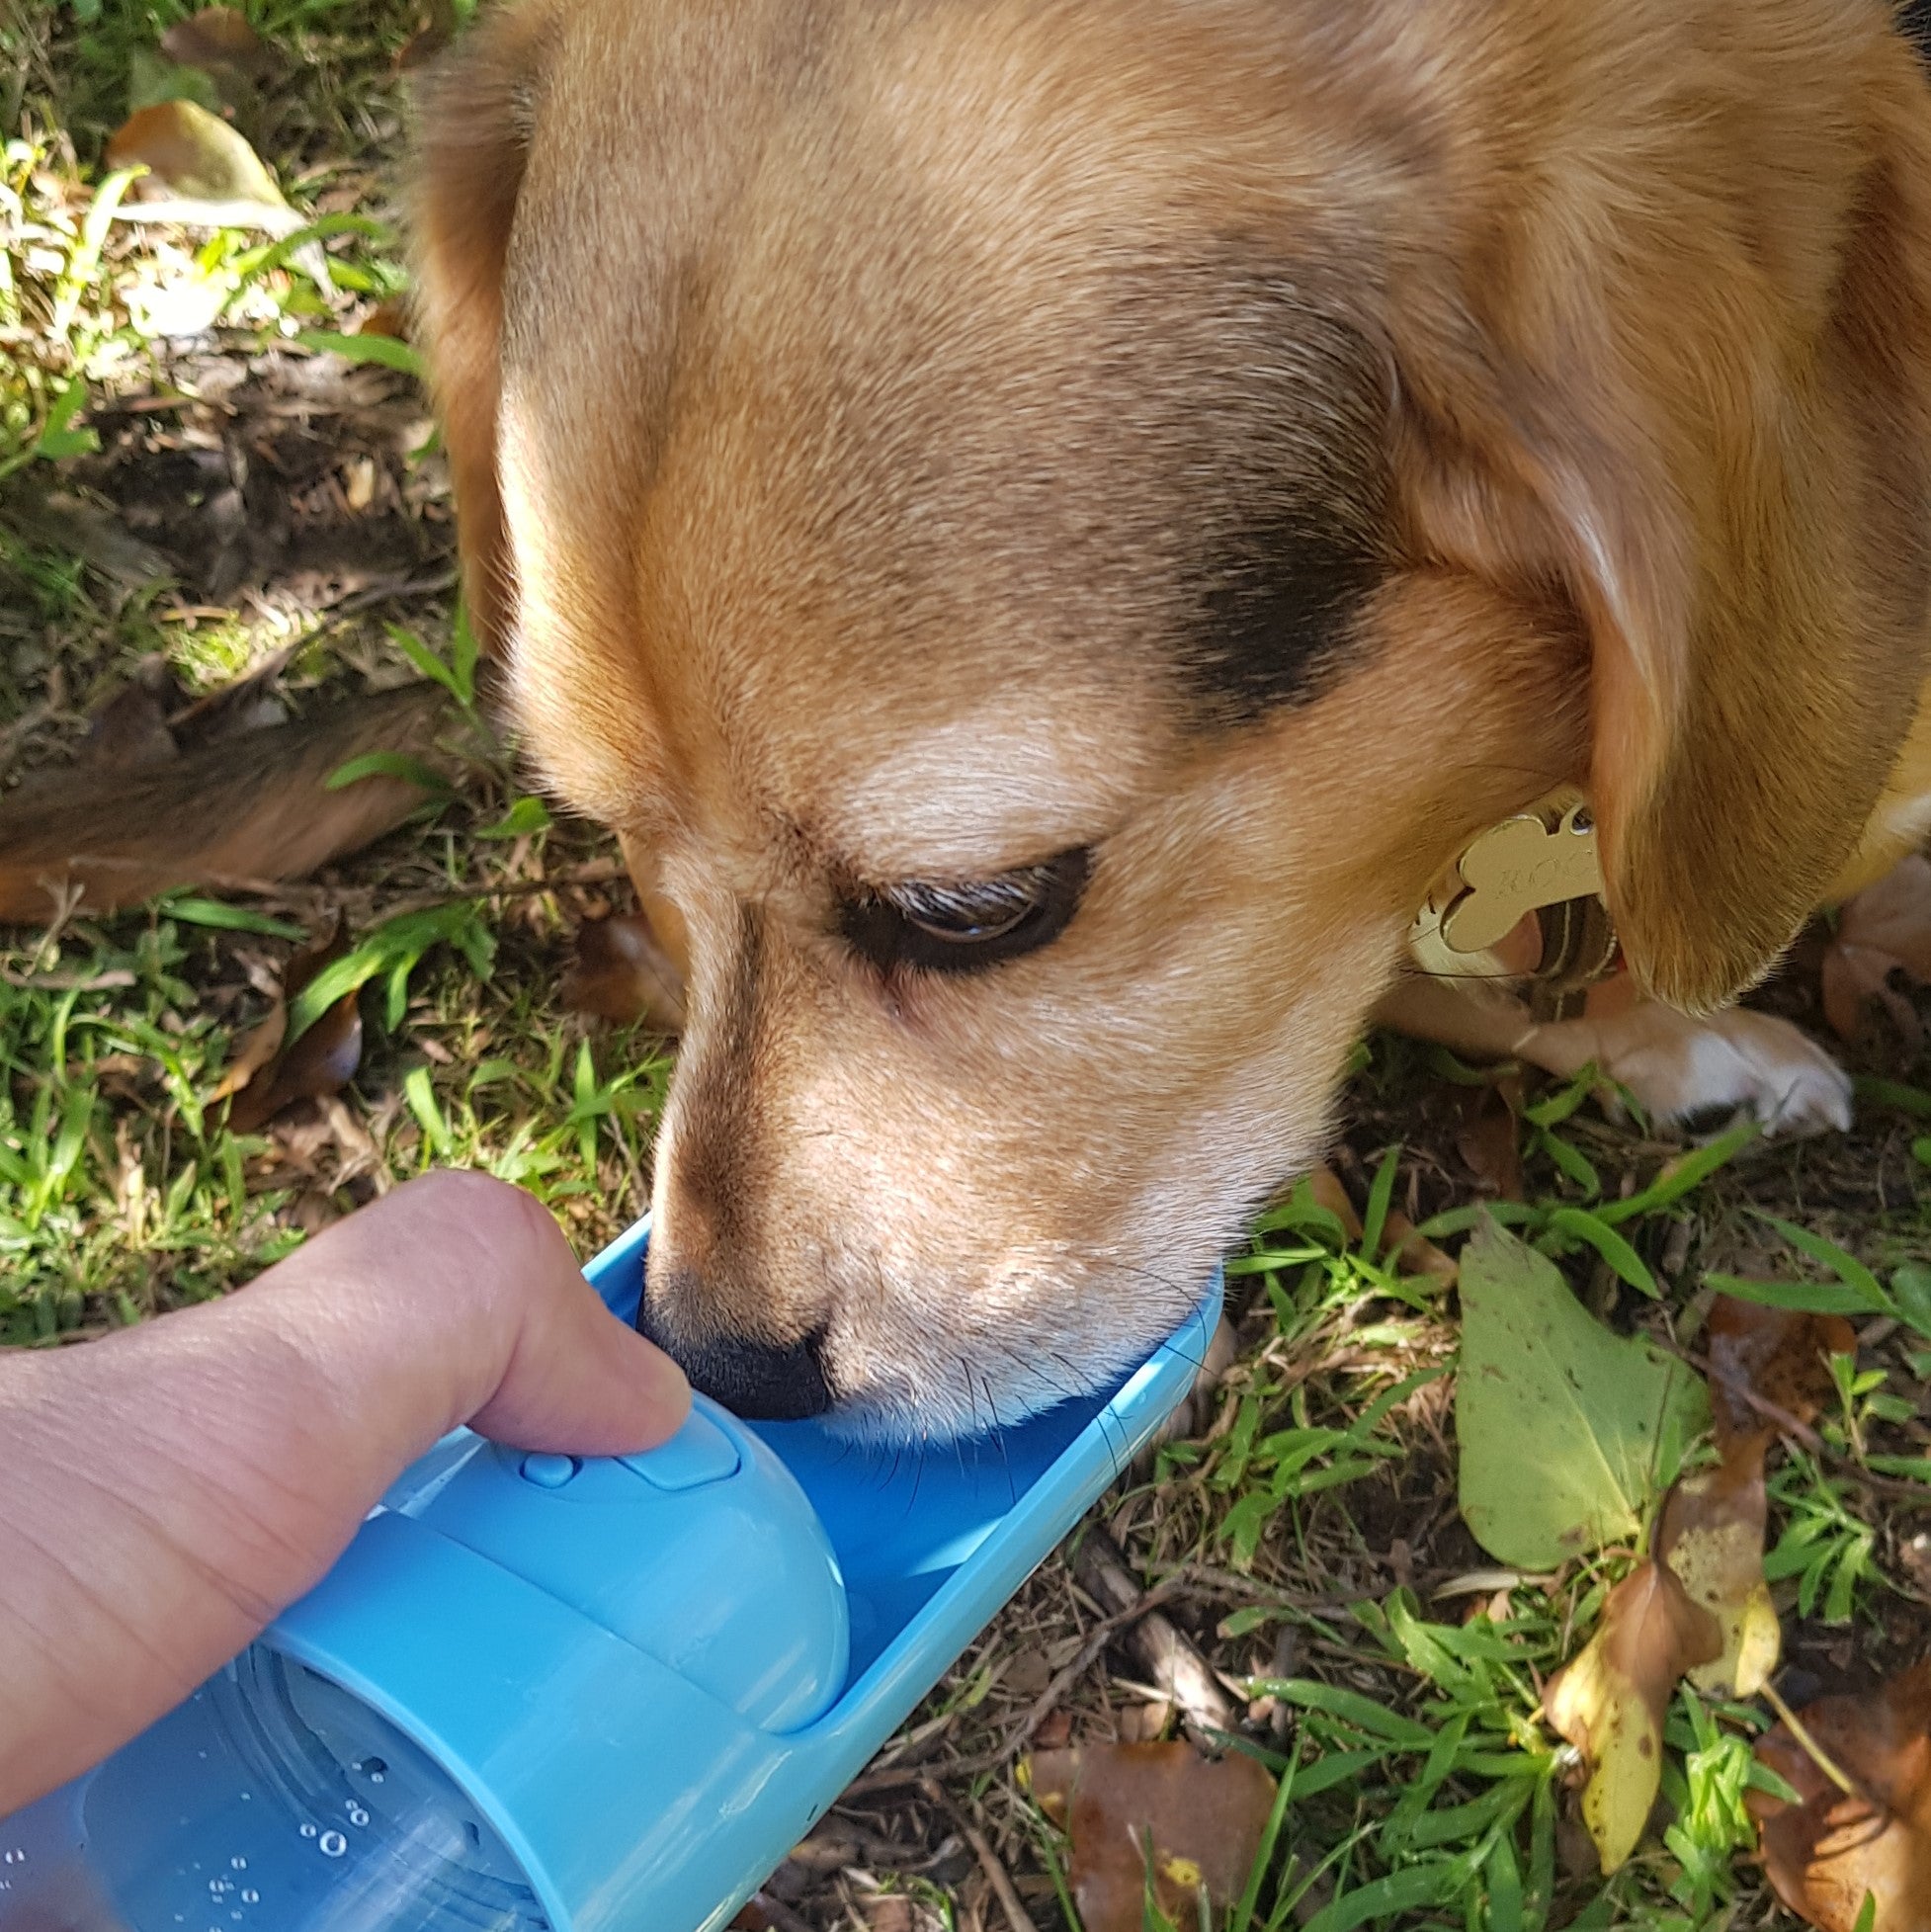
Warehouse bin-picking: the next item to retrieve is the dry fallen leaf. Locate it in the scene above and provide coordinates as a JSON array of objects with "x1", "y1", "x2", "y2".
[
  {"x1": 224, "y1": 921, "x2": 363, "y2": 1134},
  {"x1": 357, "y1": 294, "x2": 413, "y2": 341},
  {"x1": 0, "y1": 682, "x2": 460, "y2": 925},
  {"x1": 396, "y1": 0, "x2": 461, "y2": 70},
  {"x1": 1821, "y1": 853, "x2": 1931, "y2": 1047},
  {"x1": 1655, "y1": 1455, "x2": 1780, "y2": 1698},
  {"x1": 1304, "y1": 1164, "x2": 1363, "y2": 1240},
  {"x1": 1703, "y1": 1295, "x2": 1857, "y2": 1459},
  {"x1": 1749, "y1": 1660, "x2": 1931, "y2": 1932},
  {"x1": 1544, "y1": 1558, "x2": 1722, "y2": 1874},
  {"x1": 106, "y1": 98, "x2": 286, "y2": 210},
  {"x1": 158, "y1": 8, "x2": 279, "y2": 83},
  {"x1": 1382, "y1": 1210, "x2": 1459, "y2": 1284},
  {"x1": 1457, "y1": 1082, "x2": 1525, "y2": 1201},
  {"x1": 1028, "y1": 1741, "x2": 1278, "y2": 1932},
  {"x1": 563, "y1": 910, "x2": 687, "y2": 1033}
]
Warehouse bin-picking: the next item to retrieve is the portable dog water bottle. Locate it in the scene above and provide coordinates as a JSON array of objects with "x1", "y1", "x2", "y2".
[{"x1": 0, "y1": 1218, "x2": 1219, "y2": 1932}]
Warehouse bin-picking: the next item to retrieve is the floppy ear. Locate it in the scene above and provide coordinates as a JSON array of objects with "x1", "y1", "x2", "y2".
[
  {"x1": 1395, "y1": 38, "x2": 1931, "y2": 1014},
  {"x1": 410, "y1": 6, "x2": 551, "y2": 658}
]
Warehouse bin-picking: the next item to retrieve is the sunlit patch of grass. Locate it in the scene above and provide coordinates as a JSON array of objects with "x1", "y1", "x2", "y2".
[{"x1": 164, "y1": 610, "x2": 261, "y2": 690}]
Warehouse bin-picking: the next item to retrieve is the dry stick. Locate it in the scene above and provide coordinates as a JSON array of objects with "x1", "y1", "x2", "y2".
[
  {"x1": 1072, "y1": 1528, "x2": 1242, "y2": 1744},
  {"x1": 919, "y1": 1780, "x2": 1036, "y2": 1932},
  {"x1": 1668, "y1": 1341, "x2": 1931, "y2": 1510},
  {"x1": 1758, "y1": 1683, "x2": 1864, "y2": 1803}
]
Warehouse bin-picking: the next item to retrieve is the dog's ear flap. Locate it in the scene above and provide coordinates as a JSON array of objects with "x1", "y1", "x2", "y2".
[
  {"x1": 1401, "y1": 52, "x2": 1931, "y2": 1014},
  {"x1": 410, "y1": 9, "x2": 549, "y2": 658}
]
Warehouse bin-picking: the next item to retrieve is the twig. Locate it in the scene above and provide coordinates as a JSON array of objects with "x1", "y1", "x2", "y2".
[
  {"x1": 1073, "y1": 1528, "x2": 1242, "y2": 1743},
  {"x1": 919, "y1": 1781, "x2": 1036, "y2": 1932},
  {"x1": 1760, "y1": 1682, "x2": 1863, "y2": 1801},
  {"x1": 0, "y1": 966, "x2": 135, "y2": 992},
  {"x1": 1666, "y1": 1340, "x2": 1931, "y2": 1510}
]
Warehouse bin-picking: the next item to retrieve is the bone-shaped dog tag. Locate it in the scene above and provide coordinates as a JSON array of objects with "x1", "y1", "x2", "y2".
[{"x1": 1439, "y1": 800, "x2": 1603, "y2": 956}]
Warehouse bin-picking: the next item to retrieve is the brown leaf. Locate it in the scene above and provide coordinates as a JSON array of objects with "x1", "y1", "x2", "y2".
[
  {"x1": 106, "y1": 99, "x2": 285, "y2": 209},
  {"x1": 158, "y1": 8, "x2": 279, "y2": 80},
  {"x1": 396, "y1": 0, "x2": 461, "y2": 69},
  {"x1": 1457, "y1": 1083, "x2": 1525, "y2": 1201},
  {"x1": 1705, "y1": 1296, "x2": 1857, "y2": 1461},
  {"x1": 356, "y1": 294, "x2": 413, "y2": 342},
  {"x1": 1383, "y1": 1211, "x2": 1458, "y2": 1284},
  {"x1": 210, "y1": 1004, "x2": 288, "y2": 1104},
  {"x1": 224, "y1": 921, "x2": 362, "y2": 1133},
  {"x1": 1544, "y1": 1559, "x2": 1722, "y2": 1873},
  {"x1": 1656, "y1": 1454, "x2": 1779, "y2": 1697},
  {"x1": 1304, "y1": 1164, "x2": 1363, "y2": 1240},
  {"x1": 1027, "y1": 1741, "x2": 1277, "y2": 1932},
  {"x1": 1821, "y1": 854, "x2": 1931, "y2": 1047},
  {"x1": 0, "y1": 684, "x2": 462, "y2": 925},
  {"x1": 1749, "y1": 1661, "x2": 1931, "y2": 1932},
  {"x1": 563, "y1": 910, "x2": 687, "y2": 1033}
]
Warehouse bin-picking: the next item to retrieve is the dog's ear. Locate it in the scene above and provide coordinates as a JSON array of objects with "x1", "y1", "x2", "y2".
[
  {"x1": 410, "y1": 7, "x2": 550, "y2": 658},
  {"x1": 1397, "y1": 43, "x2": 1931, "y2": 1013}
]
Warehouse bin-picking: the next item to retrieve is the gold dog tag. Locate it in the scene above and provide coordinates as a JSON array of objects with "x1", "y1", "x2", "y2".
[
  {"x1": 1406, "y1": 789, "x2": 1611, "y2": 1008},
  {"x1": 1440, "y1": 796, "x2": 1603, "y2": 954}
]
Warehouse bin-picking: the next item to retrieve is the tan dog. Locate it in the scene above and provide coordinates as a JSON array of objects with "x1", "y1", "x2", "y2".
[{"x1": 413, "y1": 0, "x2": 1931, "y2": 1437}]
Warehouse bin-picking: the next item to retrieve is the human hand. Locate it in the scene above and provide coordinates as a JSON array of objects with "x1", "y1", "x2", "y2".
[{"x1": 0, "y1": 1170, "x2": 689, "y2": 1814}]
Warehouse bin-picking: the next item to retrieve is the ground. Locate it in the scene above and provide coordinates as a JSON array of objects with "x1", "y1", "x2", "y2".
[{"x1": 1, "y1": 6, "x2": 1927, "y2": 1929}]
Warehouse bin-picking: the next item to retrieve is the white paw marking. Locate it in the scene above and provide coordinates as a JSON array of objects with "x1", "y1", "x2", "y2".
[{"x1": 1524, "y1": 1004, "x2": 1852, "y2": 1136}]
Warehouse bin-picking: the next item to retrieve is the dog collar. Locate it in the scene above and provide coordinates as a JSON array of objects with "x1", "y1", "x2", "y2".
[{"x1": 1407, "y1": 787, "x2": 1619, "y2": 1022}]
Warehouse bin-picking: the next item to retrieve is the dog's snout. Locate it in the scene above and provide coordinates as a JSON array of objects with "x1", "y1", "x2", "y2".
[{"x1": 637, "y1": 1262, "x2": 834, "y2": 1420}]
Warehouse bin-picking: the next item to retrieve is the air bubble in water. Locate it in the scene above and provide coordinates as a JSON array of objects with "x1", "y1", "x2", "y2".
[
  {"x1": 347, "y1": 1805, "x2": 369, "y2": 1827},
  {"x1": 298, "y1": 1824, "x2": 317, "y2": 1840},
  {"x1": 318, "y1": 1831, "x2": 347, "y2": 1859},
  {"x1": 230, "y1": 1857, "x2": 247, "y2": 1871},
  {"x1": 241, "y1": 1890, "x2": 260, "y2": 1904}
]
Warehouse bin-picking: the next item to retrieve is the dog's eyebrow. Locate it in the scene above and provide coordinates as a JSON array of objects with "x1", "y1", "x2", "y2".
[{"x1": 803, "y1": 715, "x2": 1135, "y2": 884}]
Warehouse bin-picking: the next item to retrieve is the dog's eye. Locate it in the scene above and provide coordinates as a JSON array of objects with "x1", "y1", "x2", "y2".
[{"x1": 840, "y1": 848, "x2": 1092, "y2": 975}]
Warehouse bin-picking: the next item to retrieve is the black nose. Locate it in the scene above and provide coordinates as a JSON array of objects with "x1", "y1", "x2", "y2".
[{"x1": 636, "y1": 1265, "x2": 834, "y2": 1421}]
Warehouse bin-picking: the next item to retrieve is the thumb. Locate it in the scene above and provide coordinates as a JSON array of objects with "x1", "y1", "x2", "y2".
[{"x1": 257, "y1": 1168, "x2": 692, "y2": 1467}]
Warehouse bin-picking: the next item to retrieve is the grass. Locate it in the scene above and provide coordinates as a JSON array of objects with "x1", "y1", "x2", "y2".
[{"x1": 3, "y1": 6, "x2": 1929, "y2": 1930}]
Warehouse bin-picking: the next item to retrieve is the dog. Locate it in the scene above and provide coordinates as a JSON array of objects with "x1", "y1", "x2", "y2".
[{"x1": 406, "y1": 0, "x2": 1931, "y2": 1439}]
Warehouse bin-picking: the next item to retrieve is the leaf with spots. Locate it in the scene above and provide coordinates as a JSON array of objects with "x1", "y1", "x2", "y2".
[
  {"x1": 1544, "y1": 1557, "x2": 1721, "y2": 1873},
  {"x1": 1456, "y1": 1217, "x2": 1708, "y2": 1568},
  {"x1": 1027, "y1": 1741, "x2": 1280, "y2": 1932}
]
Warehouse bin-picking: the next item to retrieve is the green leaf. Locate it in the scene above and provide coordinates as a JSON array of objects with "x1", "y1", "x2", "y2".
[
  {"x1": 156, "y1": 894, "x2": 305, "y2": 940},
  {"x1": 1543, "y1": 1206, "x2": 1657, "y2": 1297},
  {"x1": 1889, "y1": 1263, "x2": 1931, "y2": 1341},
  {"x1": 35, "y1": 377, "x2": 98, "y2": 460},
  {"x1": 294, "y1": 329, "x2": 425, "y2": 378},
  {"x1": 450, "y1": 603, "x2": 479, "y2": 707},
  {"x1": 1595, "y1": 1119, "x2": 1756, "y2": 1224},
  {"x1": 403, "y1": 1065, "x2": 453, "y2": 1157},
  {"x1": 1703, "y1": 1275, "x2": 1885, "y2": 1318},
  {"x1": 1299, "y1": 1862, "x2": 1468, "y2": 1932},
  {"x1": 324, "y1": 749, "x2": 453, "y2": 795},
  {"x1": 1360, "y1": 1144, "x2": 1399, "y2": 1260},
  {"x1": 1456, "y1": 1217, "x2": 1708, "y2": 1568},
  {"x1": 476, "y1": 794, "x2": 552, "y2": 839}
]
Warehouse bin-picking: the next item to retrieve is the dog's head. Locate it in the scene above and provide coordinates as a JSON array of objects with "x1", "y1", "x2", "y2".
[{"x1": 417, "y1": 0, "x2": 1931, "y2": 1436}]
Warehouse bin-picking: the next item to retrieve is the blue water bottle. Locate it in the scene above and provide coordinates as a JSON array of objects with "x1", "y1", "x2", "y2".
[{"x1": 0, "y1": 1217, "x2": 1219, "y2": 1932}]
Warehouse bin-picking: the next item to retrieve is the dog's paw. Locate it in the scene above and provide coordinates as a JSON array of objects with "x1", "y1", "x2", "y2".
[{"x1": 1520, "y1": 1002, "x2": 1852, "y2": 1136}]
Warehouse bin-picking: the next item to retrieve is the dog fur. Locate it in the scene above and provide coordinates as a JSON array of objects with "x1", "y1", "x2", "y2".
[{"x1": 413, "y1": 0, "x2": 1931, "y2": 1436}]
